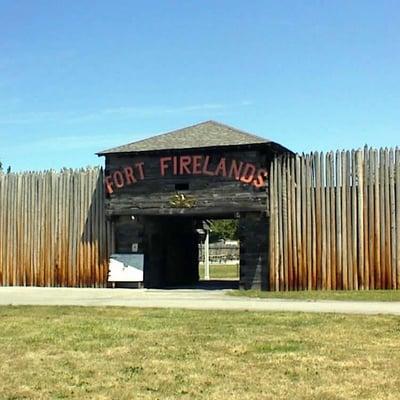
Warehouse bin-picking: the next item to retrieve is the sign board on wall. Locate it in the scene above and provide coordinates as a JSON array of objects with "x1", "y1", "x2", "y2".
[
  {"x1": 104, "y1": 154, "x2": 268, "y2": 194},
  {"x1": 108, "y1": 254, "x2": 144, "y2": 282}
]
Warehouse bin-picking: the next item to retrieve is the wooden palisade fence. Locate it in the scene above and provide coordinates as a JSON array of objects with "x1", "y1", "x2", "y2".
[
  {"x1": 269, "y1": 147, "x2": 400, "y2": 290},
  {"x1": 0, "y1": 168, "x2": 109, "y2": 287},
  {"x1": 1, "y1": 148, "x2": 400, "y2": 290}
]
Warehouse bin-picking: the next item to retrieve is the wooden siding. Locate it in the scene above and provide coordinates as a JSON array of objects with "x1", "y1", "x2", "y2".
[
  {"x1": 269, "y1": 147, "x2": 400, "y2": 290},
  {"x1": 104, "y1": 149, "x2": 272, "y2": 217},
  {"x1": 0, "y1": 168, "x2": 109, "y2": 287}
]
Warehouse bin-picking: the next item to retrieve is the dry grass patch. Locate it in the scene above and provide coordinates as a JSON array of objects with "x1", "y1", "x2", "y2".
[
  {"x1": 0, "y1": 306, "x2": 399, "y2": 399},
  {"x1": 228, "y1": 289, "x2": 400, "y2": 302}
]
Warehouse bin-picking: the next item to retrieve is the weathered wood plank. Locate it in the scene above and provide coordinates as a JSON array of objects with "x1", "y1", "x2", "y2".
[
  {"x1": 384, "y1": 149, "x2": 391, "y2": 288},
  {"x1": 295, "y1": 155, "x2": 302, "y2": 290},
  {"x1": 351, "y1": 150, "x2": 358, "y2": 290},
  {"x1": 325, "y1": 152, "x2": 331, "y2": 290},
  {"x1": 320, "y1": 152, "x2": 327, "y2": 290},
  {"x1": 389, "y1": 149, "x2": 396, "y2": 288},
  {"x1": 300, "y1": 155, "x2": 307, "y2": 290},
  {"x1": 396, "y1": 148, "x2": 400, "y2": 289},
  {"x1": 311, "y1": 154, "x2": 317, "y2": 289},
  {"x1": 357, "y1": 150, "x2": 364, "y2": 289},
  {"x1": 314, "y1": 152, "x2": 321, "y2": 289}
]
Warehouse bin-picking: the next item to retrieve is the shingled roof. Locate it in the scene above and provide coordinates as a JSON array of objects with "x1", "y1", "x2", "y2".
[{"x1": 97, "y1": 120, "x2": 272, "y2": 155}]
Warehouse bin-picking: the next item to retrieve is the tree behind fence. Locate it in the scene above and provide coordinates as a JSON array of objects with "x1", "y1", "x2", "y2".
[
  {"x1": 269, "y1": 147, "x2": 400, "y2": 291},
  {"x1": 0, "y1": 168, "x2": 109, "y2": 287}
]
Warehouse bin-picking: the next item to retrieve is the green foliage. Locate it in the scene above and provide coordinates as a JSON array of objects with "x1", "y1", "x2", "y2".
[
  {"x1": 0, "y1": 161, "x2": 11, "y2": 174},
  {"x1": 209, "y1": 219, "x2": 238, "y2": 242}
]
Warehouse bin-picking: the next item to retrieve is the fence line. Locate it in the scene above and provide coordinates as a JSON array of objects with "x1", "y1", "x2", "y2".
[
  {"x1": 2, "y1": 148, "x2": 400, "y2": 290},
  {"x1": 0, "y1": 168, "x2": 109, "y2": 287},
  {"x1": 198, "y1": 243, "x2": 240, "y2": 264},
  {"x1": 269, "y1": 147, "x2": 400, "y2": 290}
]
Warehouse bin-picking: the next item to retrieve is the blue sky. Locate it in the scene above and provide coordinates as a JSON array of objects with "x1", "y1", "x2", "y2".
[{"x1": 0, "y1": 0, "x2": 399, "y2": 172}]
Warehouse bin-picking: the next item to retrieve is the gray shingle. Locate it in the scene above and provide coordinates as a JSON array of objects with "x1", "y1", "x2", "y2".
[{"x1": 97, "y1": 120, "x2": 272, "y2": 155}]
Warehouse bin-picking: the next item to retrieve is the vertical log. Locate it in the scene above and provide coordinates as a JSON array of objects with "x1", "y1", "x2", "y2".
[
  {"x1": 295, "y1": 155, "x2": 302, "y2": 290},
  {"x1": 336, "y1": 151, "x2": 342, "y2": 289},
  {"x1": 274, "y1": 159, "x2": 280, "y2": 291},
  {"x1": 329, "y1": 152, "x2": 336, "y2": 290},
  {"x1": 0, "y1": 174, "x2": 4, "y2": 285},
  {"x1": 282, "y1": 157, "x2": 289, "y2": 290},
  {"x1": 277, "y1": 157, "x2": 284, "y2": 291},
  {"x1": 384, "y1": 149, "x2": 391, "y2": 288},
  {"x1": 341, "y1": 151, "x2": 348, "y2": 289},
  {"x1": 357, "y1": 150, "x2": 364, "y2": 289},
  {"x1": 311, "y1": 154, "x2": 317, "y2": 289},
  {"x1": 389, "y1": 149, "x2": 396, "y2": 288},
  {"x1": 306, "y1": 154, "x2": 312, "y2": 290},
  {"x1": 6, "y1": 173, "x2": 11, "y2": 285},
  {"x1": 15, "y1": 174, "x2": 22, "y2": 285},
  {"x1": 325, "y1": 153, "x2": 331, "y2": 290},
  {"x1": 99, "y1": 168, "x2": 108, "y2": 287},
  {"x1": 51, "y1": 172, "x2": 57, "y2": 286},
  {"x1": 379, "y1": 149, "x2": 386, "y2": 288},
  {"x1": 363, "y1": 147, "x2": 369, "y2": 290},
  {"x1": 56, "y1": 172, "x2": 62, "y2": 286},
  {"x1": 5, "y1": 175, "x2": 10, "y2": 285},
  {"x1": 8, "y1": 174, "x2": 14, "y2": 285},
  {"x1": 346, "y1": 151, "x2": 353, "y2": 290},
  {"x1": 352, "y1": 150, "x2": 359, "y2": 290},
  {"x1": 39, "y1": 173, "x2": 45, "y2": 286},
  {"x1": 375, "y1": 150, "x2": 382, "y2": 288},
  {"x1": 368, "y1": 149, "x2": 375, "y2": 289},
  {"x1": 286, "y1": 158, "x2": 293, "y2": 290},
  {"x1": 93, "y1": 169, "x2": 100, "y2": 287},
  {"x1": 0, "y1": 175, "x2": 5, "y2": 285},
  {"x1": 269, "y1": 159, "x2": 275, "y2": 290},
  {"x1": 314, "y1": 152, "x2": 321, "y2": 289},
  {"x1": 290, "y1": 156, "x2": 298, "y2": 290},
  {"x1": 301, "y1": 155, "x2": 308, "y2": 290},
  {"x1": 396, "y1": 147, "x2": 400, "y2": 289},
  {"x1": 320, "y1": 152, "x2": 327, "y2": 289}
]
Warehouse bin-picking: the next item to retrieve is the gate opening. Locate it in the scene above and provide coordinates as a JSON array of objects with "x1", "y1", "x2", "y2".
[
  {"x1": 140, "y1": 215, "x2": 240, "y2": 289},
  {"x1": 198, "y1": 218, "x2": 239, "y2": 283}
]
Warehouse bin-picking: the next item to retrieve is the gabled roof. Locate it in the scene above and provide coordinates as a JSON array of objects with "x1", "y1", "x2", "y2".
[{"x1": 97, "y1": 120, "x2": 272, "y2": 155}]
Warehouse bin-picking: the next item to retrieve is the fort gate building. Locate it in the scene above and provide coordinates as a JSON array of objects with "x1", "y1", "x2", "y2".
[{"x1": 98, "y1": 121, "x2": 291, "y2": 290}]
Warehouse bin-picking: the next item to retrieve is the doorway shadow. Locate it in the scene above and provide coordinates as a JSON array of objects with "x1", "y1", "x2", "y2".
[{"x1": 163, "y1": 279, "x2": 239, "y2": 290}]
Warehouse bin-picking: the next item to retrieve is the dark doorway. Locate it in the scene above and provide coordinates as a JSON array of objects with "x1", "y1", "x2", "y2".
[
  {"x1": 143, "y1": 216, "x2": 199, "y2": 288},
  {"x1": 143, "y1": 215, "x2": 242, "y2": 289}
]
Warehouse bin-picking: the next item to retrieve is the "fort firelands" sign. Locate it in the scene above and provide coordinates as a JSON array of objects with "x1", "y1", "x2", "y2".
[{"x1": 105, "y1": 154, "x2": 268, "y2": 194}]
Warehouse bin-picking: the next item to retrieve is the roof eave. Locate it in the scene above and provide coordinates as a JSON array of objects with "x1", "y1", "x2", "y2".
[{"x1": 96, "y1": 141, "x2": 293, "y2": 157}]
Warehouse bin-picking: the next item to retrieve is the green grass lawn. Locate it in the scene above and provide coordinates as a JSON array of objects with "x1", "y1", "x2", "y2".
[
  {"x1": 228, "y1": 289, "x2": 400, "y2": 301},
  {"x1": 199, "y1": 263, "x2": 239, "y2": 280},
  {"x1": 1, "y1": 306, "x2": 400, "y2": 399}
]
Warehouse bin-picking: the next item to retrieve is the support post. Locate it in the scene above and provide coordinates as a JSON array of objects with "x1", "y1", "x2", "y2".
[
  {"x1": 239, "y1": 212, "x2": 269, "y2": 290},
  {"x1": 204, "y1": 228, "x2": 210, "y2": 280}
]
